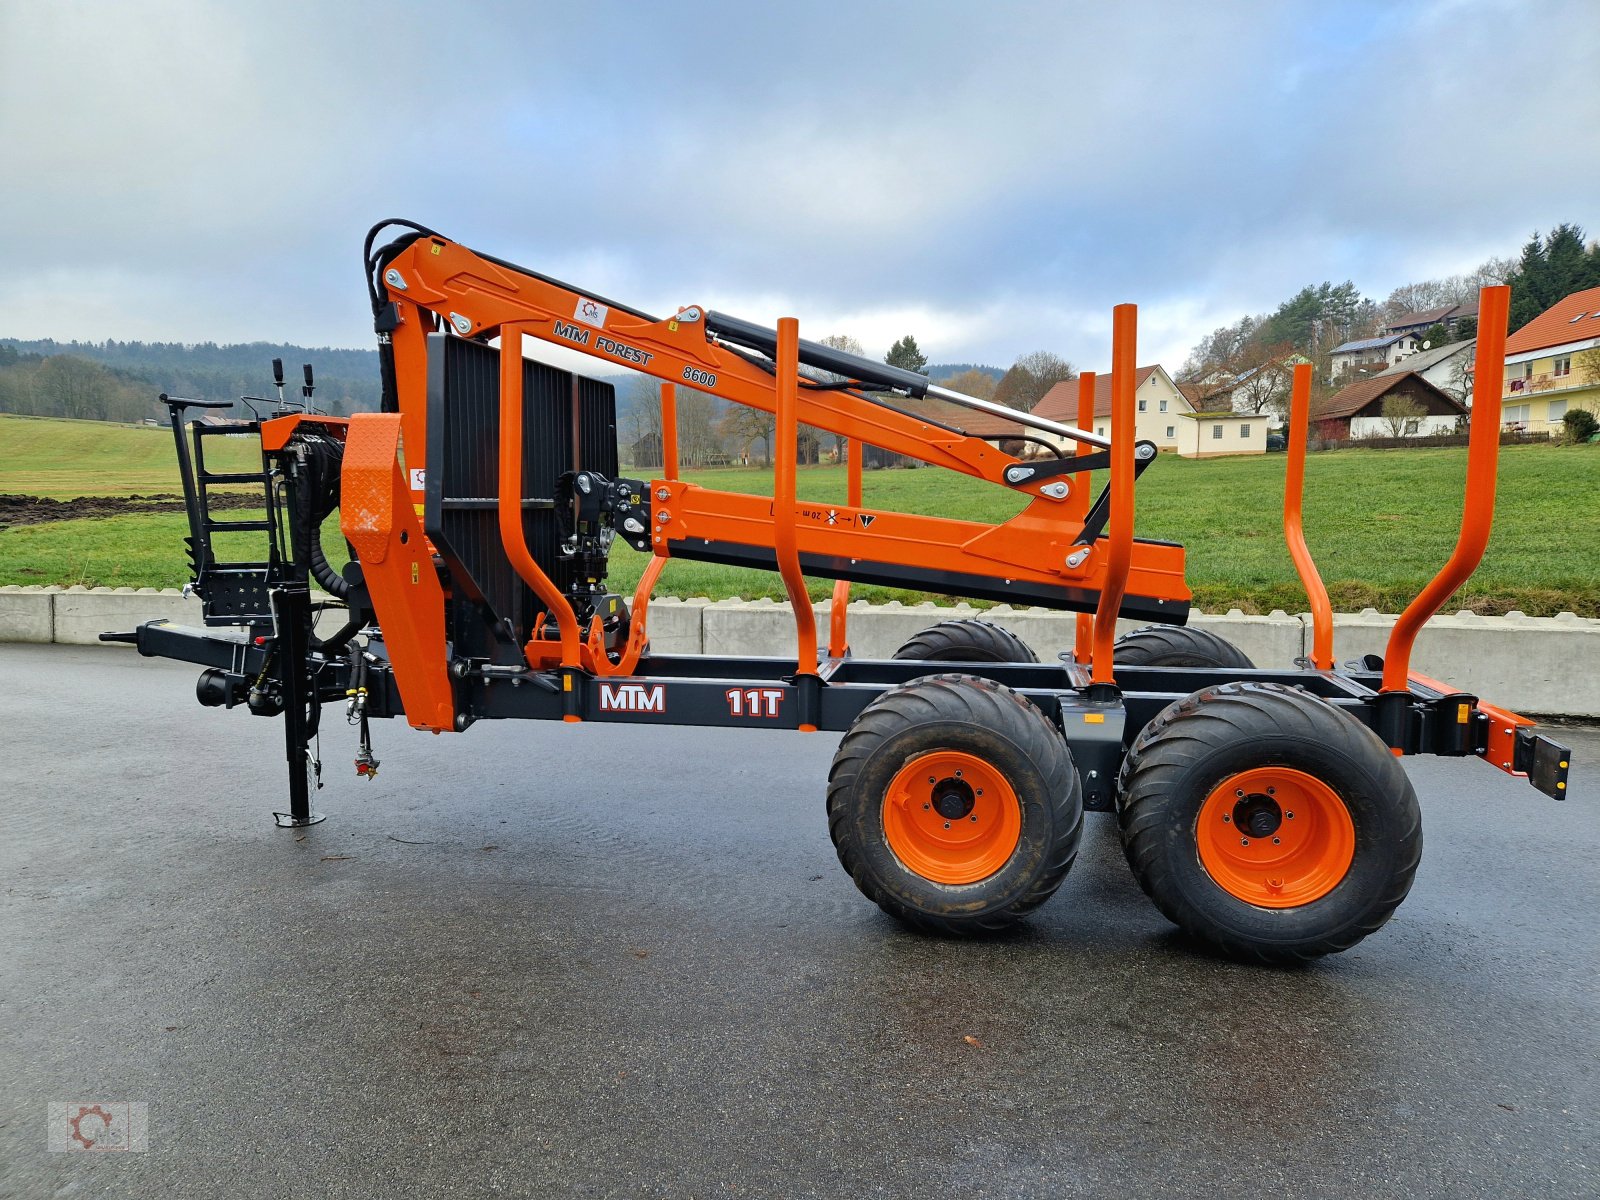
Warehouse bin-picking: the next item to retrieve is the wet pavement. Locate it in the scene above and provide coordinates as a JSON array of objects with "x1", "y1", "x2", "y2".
[{"x1": 2, "y1": 645, "x2": 1595, "y2": 1198}]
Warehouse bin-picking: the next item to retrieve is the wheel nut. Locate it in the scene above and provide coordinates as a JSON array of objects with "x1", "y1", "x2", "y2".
[
  {"x1": 943, "y1": 822, "x2": 951, "y2": 829},
  {"x1": 923, "y1": 803, "x2": 930, "y2": 811},
  {"x1": 1240, "y1": 838, "x2": 1250, "y2": 846},
  {"x1": 1272, "y1": 837, "x2": 1281, "y2": 845},
  {"x1": 954, "y1": 770, "x2": 963, "y2": 778},
  {"x1": 976, "y1": 789, "x2": 983, "y2": 796},
  {"x1": 1222, "y1": 814, "x2": 1231, "y2": 823},
  {"x1": 1286, "y1": 812, "x2": 1295, "y2": 819},
  {"x1": 969, "y1": 815, "x2": 978, "y2": 822},
  {"x1": 1236, "y1": 789, "x2": 1245, "y2": 797},
  {"x1": 928, "y1": 776, "x2": 936, "y2": 784}
]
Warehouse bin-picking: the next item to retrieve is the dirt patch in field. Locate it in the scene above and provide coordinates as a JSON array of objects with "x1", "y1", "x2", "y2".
[{"x1": 0, "y1": 493, "x2": 259, "y2": 529}]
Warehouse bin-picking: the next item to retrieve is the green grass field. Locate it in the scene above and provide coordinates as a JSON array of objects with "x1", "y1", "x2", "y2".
[
  {"x1": 2, "y1": 413, "x2": 1596, "y2": 614},
  {"x1": 0, "y1": 413, "x2": 261, "y2": 497}
]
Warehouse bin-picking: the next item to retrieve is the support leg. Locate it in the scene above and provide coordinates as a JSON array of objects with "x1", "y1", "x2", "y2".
[{"x1": 272, "y1": 582, "x2": 326, "y2": 827}]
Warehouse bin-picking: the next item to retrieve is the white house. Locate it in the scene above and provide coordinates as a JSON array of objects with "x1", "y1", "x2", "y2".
[
  {"x1": 1327, "y1": 332, "x2": 1423, "y2": 380},
  {"x1": 962, "y1": 365, "x2": 1266, "y2": 457},
  {"x1": 1370, "y1": 339, "x2": 1475, "y2": 407}
]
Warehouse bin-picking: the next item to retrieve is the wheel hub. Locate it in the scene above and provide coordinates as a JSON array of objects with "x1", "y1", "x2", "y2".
[
  {"x1": 1232, "y1": 793, "x2": 1282, "y2": 838},
  {"x1": 882, "y1": 750, "x2": 1022, "y2": 885},
  {"x1": 932, "y1": 777, "x2": 975, "y2": 820},
  {"x1": 1196, "y1": 767, "x2": 1355, "y2": 908}
]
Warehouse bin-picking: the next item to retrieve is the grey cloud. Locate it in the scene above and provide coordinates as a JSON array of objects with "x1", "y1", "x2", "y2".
[{"x1": 1, "y1": 0, "x2": 1595, "y2": 375}]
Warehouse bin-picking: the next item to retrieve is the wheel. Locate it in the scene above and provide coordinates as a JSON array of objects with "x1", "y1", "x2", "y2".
[
  {"x1": 828, "y1": 673, "x2": 1082, "y2": 934},
  {"x1": 891, "y1": 618, "x2": 1038, "y2": 664},
  {"x1": 1114, "y1": 624, "x2": 1255, "y2": 668},
  {"x1": 1117, "y1": 681, "x2": 1421, "y2": 963}
]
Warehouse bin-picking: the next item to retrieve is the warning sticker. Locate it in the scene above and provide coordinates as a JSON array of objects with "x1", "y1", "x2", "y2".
[
  {"x1": 409, "y1": 468, "x2": 426, "y2": 491},
  {"x1": 574, "y1": 297, "x2": 609, "y2": 329}
]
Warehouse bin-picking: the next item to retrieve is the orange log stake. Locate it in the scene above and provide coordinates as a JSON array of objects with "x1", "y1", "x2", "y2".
[
  {"x1": 1073, "y1": 371, "x2": 1097, "y2": 664},
  {"x1": 498, "y1": 324, "x2": 581, "y2": 669},
  {"x1": 1381, "y1": 285, "x2": 1511, "y2": 692},
  {"x1": 827, "y1": 437, "x2": 862, "y2": 657},
  {"x1": 772, "y1": 318, "x2": 819, "y2": 680},
  {"x1": 1090, "y1": 306, "x2": 1137, "y2": 685},
  {"x1": 1283, "y1": 363, "x2": 1334, "y2": 669},
  {"x1": 660, "y1": 382, "x2": 679, "y2": 481}
]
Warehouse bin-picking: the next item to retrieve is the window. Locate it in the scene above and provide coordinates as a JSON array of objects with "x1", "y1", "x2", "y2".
[
  {"x1": 1548, "y1": 400, "x2": 1568, "y2": 420},
  {"x1": 1212, "y1": 424, "x2": 1223, "y2": 440},
  {"x1": 1522, "y1": 362, "x2": 1534, "y2": 379},
  {"x1": 1138, "y1": 398, "x2": 1148, "y2": 412},
  {"x1": 1097, "y1": 425, "x2": 1105, "y2": 437},
  {"x1": 1159, "y1": 399, "x2": 1168, "y2": 412},
  {"x1": 1165, "y1": 425, "x2": 1175, "y2": 438},
  {"x1": 1240, "y1": 424, "x2": 1251, "y2": 438},
  {"x1": 1504, "y1": 403, "x2": 1529, "y2": 424},
  {"x1": 1554, "y1": 355, "x2": 1572, "y2": 377}
]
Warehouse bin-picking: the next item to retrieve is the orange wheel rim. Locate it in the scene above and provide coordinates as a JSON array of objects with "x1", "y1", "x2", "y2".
[
  {"x1": 1196, "y1": 767, "x2": 1355, "y2": 908},
  {"x1": 882, "y1": 751, "x2": 1022, "y2": 885}
]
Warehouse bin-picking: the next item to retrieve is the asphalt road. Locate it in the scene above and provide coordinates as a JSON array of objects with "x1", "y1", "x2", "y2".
[{"x1": 2, "y1": 645, "x2": 1596, "y2": 1199}]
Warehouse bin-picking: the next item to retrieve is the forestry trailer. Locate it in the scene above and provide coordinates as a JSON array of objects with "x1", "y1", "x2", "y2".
[{"x1": 106, "y1": 219, "x2": 1573, "y2": 962}]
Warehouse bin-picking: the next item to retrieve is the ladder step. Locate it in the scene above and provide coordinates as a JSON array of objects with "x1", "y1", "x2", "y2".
[
  {"x1": 199, "y1": 471, "x2": 270, "y2": 485},
  {"x1": 206, "y1": 519, "x2": 273, "y2": 532}
]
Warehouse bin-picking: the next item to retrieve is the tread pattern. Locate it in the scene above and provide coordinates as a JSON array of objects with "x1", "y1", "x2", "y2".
[
  {"x1": 1117, "y1": 681, "x2": 1422, "y2": 963},
  {"x1": 827, "y1": 673, "x2": 1081, "y2": 935},
  {"x1": 891, "y1": 619, "x2": 1039, "y2": 664},
  {"x1": 1114, "y1": 624, "x2": 1256, "y2": 669}
]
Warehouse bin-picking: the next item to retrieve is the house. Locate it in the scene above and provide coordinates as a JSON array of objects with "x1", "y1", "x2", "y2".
[
  {"x1": 1316, "y1": 372, "x2": 1466, "y2": 439},
  {"x1": 1499, "y1": 285, "x2": 1600, "y2": 433},
  {"x1": 1181, "y1": 352, "x2": 1311, "y2": 415},
  {"x1": 1371, "y1": 338, "x2": 1475, "y2": 406},
  {"x1": 1327, "y1": 332, "x2": 1423, "y2": 380},
  {"x1": 1383, "y1": 302, "x2": 1478, "y2": 338},
  {"x1": 961, "y1": 365, "x2": 1266, "y2": 458},
  {"x1": 630, "y1": 430, "x2": 663, "y2": 469}
]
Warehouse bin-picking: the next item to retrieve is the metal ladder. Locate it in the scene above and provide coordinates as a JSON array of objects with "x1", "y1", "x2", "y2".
[{"x1": 161, "y1": 395, "x2": 284, "y2": 626}]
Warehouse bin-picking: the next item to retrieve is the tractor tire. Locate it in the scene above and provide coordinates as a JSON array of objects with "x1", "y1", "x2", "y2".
[
  {"x1": 828, "y1": 673, "x2": 1082, "y2": 935},
  {"x1": 1114, "y1": 624, "x2": 1255, "y2": 669},
  {"x1": 1117, "y1": 680, "x2": 1421, "y2": 963},
  {"x1": 891, "y1": 619, "x2": 1038, "y2": 664}
]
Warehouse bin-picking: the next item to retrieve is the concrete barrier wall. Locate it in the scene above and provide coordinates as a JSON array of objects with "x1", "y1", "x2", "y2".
[{"x1": 3, "y1": 586, "x2": 1596, "y2": 717}]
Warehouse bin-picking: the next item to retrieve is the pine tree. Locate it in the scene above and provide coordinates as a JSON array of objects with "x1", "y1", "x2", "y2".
[{"x1": 885, "y1": 335, "x2": 928, "y2": 376}]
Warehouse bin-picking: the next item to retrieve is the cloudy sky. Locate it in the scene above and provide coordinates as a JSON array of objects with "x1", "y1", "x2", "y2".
[{"x1": 2, "y1": 0, "x2": 1597, "y2": 376}]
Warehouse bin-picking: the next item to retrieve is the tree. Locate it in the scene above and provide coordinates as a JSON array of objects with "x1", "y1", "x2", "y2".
[
  {"x1": 938, "y1": 368, "x2": 998, "y2": 400},
  {"x1": 35, "y1": 355, "x2": 116, "y2": 421},
  {"x1": 1561, "y1": 406, "x2": 1598, "y2": 443},
  {"x1": 1578, "y1": 347, "x2": 1600, "y2": 387},
  {"x1": 992, "y1": 351, "x2": 1075, "y2": 412},
  {"x1": 1260, "y1": 280, "x2": 1369, "y2": 351},
  {"x1": 1378, "y1": 259, "x2": 1508, "y2": 327},
  {"x1": 675, "y1": 388, "x2": 723, "y2": 467},
  {"x1": 1504, "y1": 224, "x2": 1600, "y2": 330},
  {"x1": 1379, "y1": 393, "x2": 1427, "y2": 438},
  {"x1": 622, "y1": 376, "x2": 663, "y2": 447},
  {"x1": 1181, "y1": 314, "x2": 1262, "y2": 382},
  {"x1": 1416, "y1": 322, "x2": 1455, "y2": 348},
  {"x1": 816, "y1": 333, "x2": 865, "y2": 461},
  {"x1": 720, "y1": 404, "x2": 776, "y2": 465},
  {"x1": 885, "y1": 335, "x2": 928, "y2": 376},
  {"x1": 1230, "y1": 346, "x2": 1297, "y2": 417},
  {"x1": 1440, "y1": 350, "x2": 1476, "y2": 409}
]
